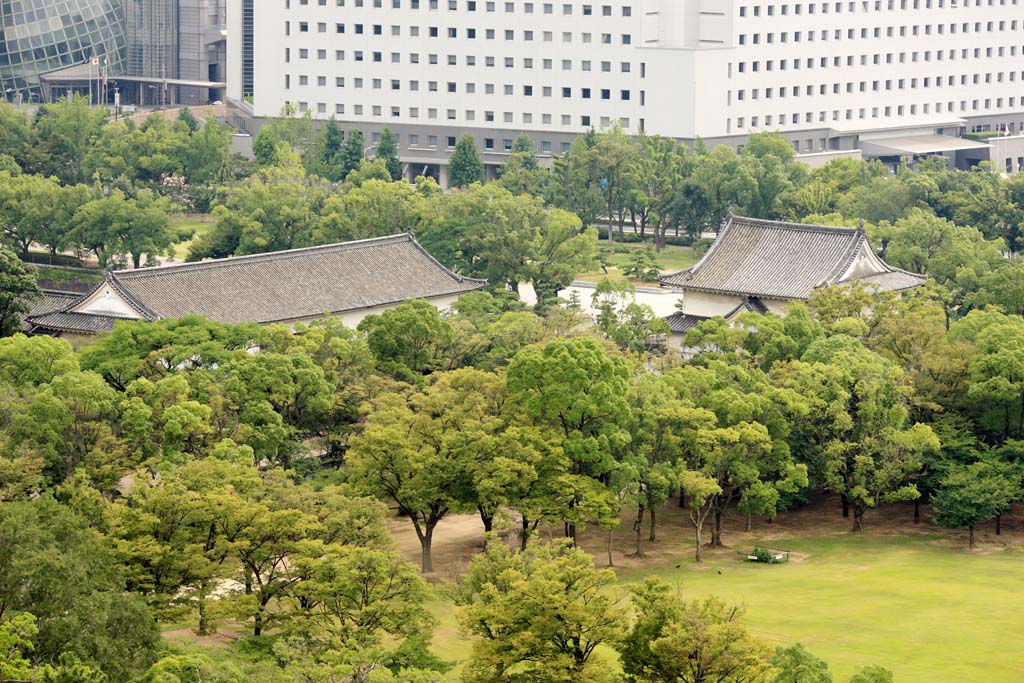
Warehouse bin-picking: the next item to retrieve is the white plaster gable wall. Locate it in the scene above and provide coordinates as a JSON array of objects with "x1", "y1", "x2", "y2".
[
  {"x1": 839, "y1": 240, "x2": 891, "y2": 281},
  {"x1": 71, "y1": 284, "x2": 144, "y2": 319}
]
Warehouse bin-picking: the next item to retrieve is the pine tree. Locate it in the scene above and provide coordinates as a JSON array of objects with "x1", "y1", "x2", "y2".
[
  {"x1": 510, "y1": 133, "x2": 538, "y2": 170},
  {"x1": 321, "y1": 118, "x2": 346, "y2": 180},
  {"x1": 448, "y1": 134, "x2": 484, "y2": 188},
  {"x1": 376, "y1": 127, "x2": 402, "y2": 181},
  {"x1": 340, "y1": 129, "x2": 365, "y2": 178}
]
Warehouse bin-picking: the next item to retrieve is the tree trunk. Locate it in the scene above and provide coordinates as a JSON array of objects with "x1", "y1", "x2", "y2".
[
  {"x1": 679, "y1": 491, "x2": 687, "y2": 508},
  {"x1": 648, "y1": 506, "x2": 657, "y2": 542},
  {"x1": 607, "y1": 529, "x2": 614, "y2": 567},
  {"x1": 133, "y1": 252, "x2": 142, "y2": 269},
  {"x1": 711, "y1": 508, "x2": 723, "y2": 547},
  {"x1": 567, "y1": 522, "x2": 577, "y2": 547},
  {"x1": 851, "y1": 507, "x2": 864, "y2": 532},
  {"x1": 841, "y1": 494, "x2": 850, "y2": 518},
  {"x1": 253, "y1": 600, "x2": 265, "y2": 636},
  {"x1": 633, "y1": 504, "x2": 644, "y2": 557},
  {"x1": 520, "y1": 515, "x2": 530, "y2": 551},
  {"x1": 913, "y1": 498, "x2": 921, "y2": 525},
  {"x1": 197, "y1": 586, "x2": 209, "y2": 635},
  {"x1": 478, "y1": 505, "x2": 493, "y2": 533},
  {"x1": 694, "y1": 524, "x2": 704, "y2": 563},
  {"x1": 745, "y1": 514, "x2": 752, "y2": 532},
  {"x1": 416, "y1": 524, "x2": 434, "y2": 573},
  {"x1": 969, "y1": 525, "x2": 976, "y2": 548},
  {"x1": 996, "y1": 513, "x2": 1002, "y2": 535}
]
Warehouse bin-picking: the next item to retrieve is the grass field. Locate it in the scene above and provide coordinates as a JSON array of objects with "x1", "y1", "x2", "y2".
[
  {"x1": 170, "y1": 214, "x2": 215, "y2": 261},
  {"x1": 408, "y1": 501, "x2": 1024, "y2": 683},
  {"x1": 613, "y1": 534, "x2": 1024, "y2": 682},
  {"x1": 577, "y1": 242, "x2": 699, "y2": 285}
]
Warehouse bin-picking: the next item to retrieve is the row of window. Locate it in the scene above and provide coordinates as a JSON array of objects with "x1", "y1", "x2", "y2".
[
  {"x1": 291, "y1": 100, "x2": 631, "y2": 130},
  {"x1": 294, "y1": 21, "x2": 633, "y2": 44},
  {"x1": 290, "y1": 73, "x2": 637, "y2": 100},
  {"x1": 733, "y1": 46, "x2": 1024, "y2": 75},
  {"x1": 289, "y1": 47, "x2": 634, "y2": 73},
  {"x1": 295, "y1": 0, "x2": 634, "y2": 16},
  {"x1": 738, "y1": 0, "x2": 1019, "y2": 16},
  {"x1": 739, "y1": 21, "x2": 1023, "y2": 44},
  {"x1": 732, "y1": 71, "x2": 1024, "y2": 102},
  {"x1": 732, "y1": 97, "x2": 1021, "y2": 130}
]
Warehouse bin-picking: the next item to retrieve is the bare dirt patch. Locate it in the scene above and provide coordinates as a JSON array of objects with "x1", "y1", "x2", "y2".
[{"x1": 387, "y1": 494, "x2": 1024, "y2": 577}]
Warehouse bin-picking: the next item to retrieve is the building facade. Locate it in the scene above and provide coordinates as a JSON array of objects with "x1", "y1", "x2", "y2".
[
  {"x1": 0, "y1": 0, "x2": 126, "y2": 101},
  {"x1": 225, "y1": 0, "x2": 1024, "y2": 179},
  {"x1": 660, "y1": 213, "x2": 926, "y2": 347},
  {"x1": 1, "y1": 0, "x2": 226, "y2": 105}
]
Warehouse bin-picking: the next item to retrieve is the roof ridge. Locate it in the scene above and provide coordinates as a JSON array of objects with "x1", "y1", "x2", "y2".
[
  {"x1": 113, "y1": 233, "x2": 415, "y2": 278},
  {"x1": 733, "y1": 214, "x2": 861, "y2": 235},
  {"x1": 821, "y1": 232, "x2": 869, "y2": 286},
  {"x1": 685, "y1": 213, "x2": 738, "y2": 280},
  {"x1": 404, "y1": 235, "x2": 488, "y2": 285}
]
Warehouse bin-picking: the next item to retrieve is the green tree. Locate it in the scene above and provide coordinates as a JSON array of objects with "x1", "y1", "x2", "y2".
[
  {"x1": 0, "y1": 498, "x2": 160, "y2": 680},
  {"x1": 592, "y1": 279, "x2": 671, "y2": 353},
  {"x1": 931, "y1": 460, "x2": 1021, "y2": 548},
  {"x1": 177, "y1": 106, "x2": 200, "y2": 133},
  {"x1": 589, "y1": 125, "x2": 637, "y2": 241},
  {"x1": 340, "y1": 129, "x2": 365, "y2": 178},
  {"x1": 376, "y1": 127, "x2": 403, "y2": 181},
  {"x1": 846, "y1": 666, "x2": 894, "y2": 683},
  {"x1": 506, "y1": 337, "x2": 631, "y2": 542},
  {"x1": 357, "y1": 299, "x2": 453, "y2": 381},
  {"x1": 28, "y1": 95, "x2": 107, "y2": 184},
  {"x1": 771, "y1": 644, "x2": 833, "y2": 683},
  {"x1": 0, "y1": 247, "x2": 38, "y2": 337},
  {"x1": 547, "y1": 133, "x2": 603, "y2": 227},
  {"x1": 189, "y1": 165, "x2": 329, "y2": 259},
  {"x1": 71, "y1": 189, "x2": 183, "y2": 268},
  {"x1": 678, "y1": 470, "x2": 721, "y2": 563},
  {"x1": 779, "y1": 340, "x2": 940, "y2": 530},
  {"x1": 316, "y1": 178, "x2": 428, "y2": 243},
  {"x1": 347, "y1": 371, "x2": 498, "y2": 571},
  {"x1": 455, "y1": 539, "x2": 625, "y2": 683},
  {"x1": 449, "y1": 134, "x2": 485, "y2": 188},
  {"x1": 619, "y1": 577, "x2": 772, "y2": 683}
]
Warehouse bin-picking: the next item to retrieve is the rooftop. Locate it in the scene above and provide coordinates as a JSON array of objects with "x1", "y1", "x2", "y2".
[
  {"x1": 660, "y1": 214, "x2": 926, "y2": 300},
  {"x1": 26, "y1": 234, "x2": 486, "y2": 333}
]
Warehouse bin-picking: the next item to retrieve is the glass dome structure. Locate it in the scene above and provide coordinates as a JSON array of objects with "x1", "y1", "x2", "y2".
[{"x1": 0, "y1": 0, "x2": 126, "y2": 100}]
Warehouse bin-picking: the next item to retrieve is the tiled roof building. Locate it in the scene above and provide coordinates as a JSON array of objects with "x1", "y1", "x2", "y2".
[
  {"x1": 25, "y1": 234, "x2": 485, "y2": 339},
  {"x1": 660, "y1": 214, "x2": 927, "y2": 346}
]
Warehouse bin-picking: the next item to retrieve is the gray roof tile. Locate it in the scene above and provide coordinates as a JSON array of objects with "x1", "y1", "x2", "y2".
[
  {"x1": 660, "y1": 215, "x2": 923, "y2": 300},
  {"x1": 107, "y1": 234, "x2": 485, "y2": 325}
]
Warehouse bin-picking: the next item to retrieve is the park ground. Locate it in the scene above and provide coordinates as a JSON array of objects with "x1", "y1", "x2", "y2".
[
  {"x1": 576, "y1": 241, "x2": 699, "y2": 285},
  {"x1": 387, "y1": 497, "x2": 1024, "y2": 683}
]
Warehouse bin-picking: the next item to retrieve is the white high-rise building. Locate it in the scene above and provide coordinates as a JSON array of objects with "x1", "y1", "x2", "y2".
[{"x1": 226, "y1": 0, "x2": 1024, "y2": 181}]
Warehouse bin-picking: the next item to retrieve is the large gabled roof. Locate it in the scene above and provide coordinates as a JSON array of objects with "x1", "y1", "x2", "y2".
[
  {"x1": 26, "y1": 234, "x2": 486, "y2": 333},
  {"x1": 103, "y1": 233, "x2": 484, "y2": 324},
  {"x1": 660, "y1": 214, "x2": 926, "y2": 300}
]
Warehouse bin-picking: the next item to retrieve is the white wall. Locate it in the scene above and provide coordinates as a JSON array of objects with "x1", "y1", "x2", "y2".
[
  {"x1": 231, "y1": 0, "x2": 1024, "y2": 143},
  {"x1": 283, "y1": 293, "x2": 464, "y2": 329},
  {"x1": 72, "y1": 284, "x2": 144, "y2": 319}
]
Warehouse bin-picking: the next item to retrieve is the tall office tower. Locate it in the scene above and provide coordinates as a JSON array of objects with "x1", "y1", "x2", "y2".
[
  {"x1": 124, "y1": 0, "x2": 226, "y2": 105},
  {"x1": 226, "y1": 0, "x2": 1024, "y2": 181},
  {"x1": 0, "y1": 0, "x2": 126, "y2": 100}
]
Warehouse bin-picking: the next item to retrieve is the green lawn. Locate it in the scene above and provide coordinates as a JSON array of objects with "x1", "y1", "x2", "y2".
[
  {"x1": 426, "y1": 528, "x2": 1024, "y2": 682},
  {"x1": 577, "y1": 242, "x2": 699, "y2": 285},
  {"x1": 615, "y1": 534, "x2": 1024, "y2": 682},
  {"x1": 170, "y1": 214, "x2": 215, "y2": 261}
]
